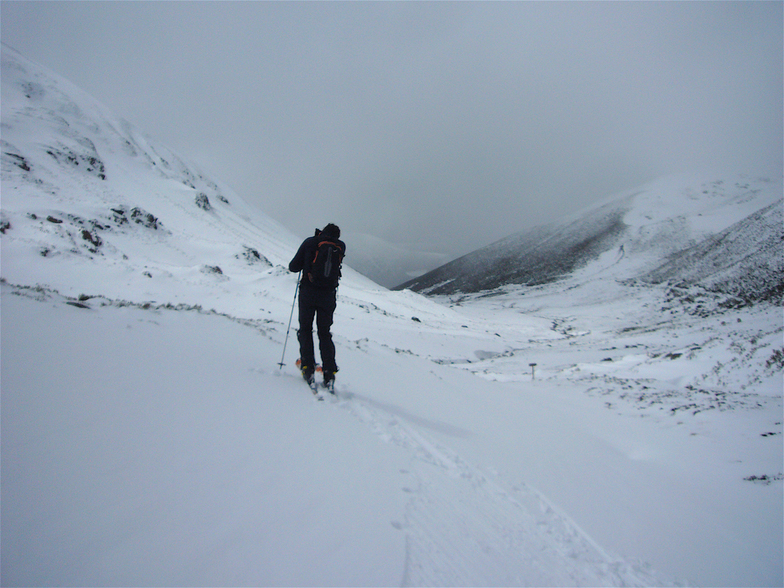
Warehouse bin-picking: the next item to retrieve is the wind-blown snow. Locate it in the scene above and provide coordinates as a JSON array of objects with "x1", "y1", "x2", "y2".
[{"x1": 2, "y1": 44, "x2": 782, "y2": 587}]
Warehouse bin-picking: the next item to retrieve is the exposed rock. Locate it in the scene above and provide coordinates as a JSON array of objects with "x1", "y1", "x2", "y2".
[{"x1": 195, "y1": 193, "x2": 212, "y2": 211}]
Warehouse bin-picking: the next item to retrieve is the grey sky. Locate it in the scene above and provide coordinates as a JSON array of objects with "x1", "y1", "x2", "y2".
[{"x1": 2, "y1": 1, "x2": 782, "y2": 256}]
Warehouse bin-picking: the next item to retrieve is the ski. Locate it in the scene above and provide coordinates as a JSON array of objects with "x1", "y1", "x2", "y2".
[{"x1": 295, "y1": 360, "x2": 336, "y2": 399}]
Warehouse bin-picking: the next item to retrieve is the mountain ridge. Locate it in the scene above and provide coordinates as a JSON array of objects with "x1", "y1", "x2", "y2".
[{"x1": 396, "y1": 174, "x2": 782, "y2": 300}]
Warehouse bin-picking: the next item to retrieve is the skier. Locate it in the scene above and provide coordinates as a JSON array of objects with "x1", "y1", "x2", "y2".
[{"x1": 288, "y1": 223, "x2": 346, "y2": 391}]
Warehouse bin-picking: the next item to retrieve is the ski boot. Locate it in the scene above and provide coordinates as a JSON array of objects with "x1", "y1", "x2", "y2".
[
  {"x1": 297, "y1": 360, "x2": 318, "y2": 394},
  {"x1": 323, "y1": 369, "x2": 337, "y2": 395}
]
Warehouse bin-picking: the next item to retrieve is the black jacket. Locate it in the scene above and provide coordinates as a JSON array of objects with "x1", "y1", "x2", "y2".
[{"x1": 289, "y1": 231, "x2": 346, "y2": 287}]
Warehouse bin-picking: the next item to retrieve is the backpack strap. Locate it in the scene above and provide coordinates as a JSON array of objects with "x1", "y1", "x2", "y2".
[
  {"x1": 318, "y1": 240, "x2": 344, "y2": 254},
  {"x1": 310, "y1": 240, "x2": 343, "y2": 263}
]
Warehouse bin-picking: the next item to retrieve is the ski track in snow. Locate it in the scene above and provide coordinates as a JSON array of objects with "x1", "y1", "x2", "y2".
[
  {"x1": 256, "y1": 353, "x2": 670, "y2": 586},
  {"x1": 328, "y1": 387, "x2": 668, "y2": 587}
]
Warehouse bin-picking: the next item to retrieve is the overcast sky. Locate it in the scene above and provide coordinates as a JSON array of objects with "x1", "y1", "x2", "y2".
[{"x1": 2, "y1": 1, "x2": 782, "y2": 256}]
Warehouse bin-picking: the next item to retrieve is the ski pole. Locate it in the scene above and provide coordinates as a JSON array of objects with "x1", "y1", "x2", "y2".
[{"x1": 278, "y1": 271, "x2": 301, "y2": 369}]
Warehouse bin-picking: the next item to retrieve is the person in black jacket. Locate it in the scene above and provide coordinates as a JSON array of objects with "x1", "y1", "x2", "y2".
[{"x1": 288, "y1": 223, "x2": 346, "y2": 388}]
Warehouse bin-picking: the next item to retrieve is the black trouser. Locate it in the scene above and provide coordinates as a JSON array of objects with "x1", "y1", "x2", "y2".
[{"x1": 297, "y1": 284, "x2": 337, "y2": 373}]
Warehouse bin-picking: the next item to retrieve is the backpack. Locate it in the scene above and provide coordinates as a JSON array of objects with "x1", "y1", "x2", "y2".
[{"x1": 307, "y1": 239, "x2": 344, "y2": 289}]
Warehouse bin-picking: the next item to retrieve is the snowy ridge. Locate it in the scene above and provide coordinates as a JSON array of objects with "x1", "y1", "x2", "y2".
[
  {"x1": 2, "y1": 45, "x2": 781, "y2": 587},
  {"x1": 397, "y1": 174, "x2": 782, "y2": 296}
]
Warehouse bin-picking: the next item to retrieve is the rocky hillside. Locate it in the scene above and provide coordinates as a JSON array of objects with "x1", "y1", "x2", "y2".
[{"x1": 1, "y1": 43, "x2": 300, "y2": 287}]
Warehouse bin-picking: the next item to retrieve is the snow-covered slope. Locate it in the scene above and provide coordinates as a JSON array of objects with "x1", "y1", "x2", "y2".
[
  {"x1": 0, "y1": 43, "x2": 379, "y2": 308},
  {"x1": 2, "y1": 45, "x2": 781, "y2": 587},
  {"x1": 397, "y1": 174, "x2": 783, "y2": 297},
  {"x1": 0, "y1": 45, "x2": 289, "y2": 298},
  {"x1": 637, "y1": 199, "x2": 783, "y2": 304}
]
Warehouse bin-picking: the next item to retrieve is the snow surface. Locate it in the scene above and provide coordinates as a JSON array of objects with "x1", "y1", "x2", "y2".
[{"x1": 2, "y1": 43, "x2": 783, "y2": 587}]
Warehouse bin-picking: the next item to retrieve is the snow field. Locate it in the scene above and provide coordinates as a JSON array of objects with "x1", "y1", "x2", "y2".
[{"x1": 2, "y1": 285, "x2": 679, "y2": 586}]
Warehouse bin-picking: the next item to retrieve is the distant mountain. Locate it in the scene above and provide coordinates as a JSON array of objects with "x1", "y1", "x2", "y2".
[
  {"x1": 0, "y1": 43, "x2": 376, "y2": 299},
  {"x1": 396, "y1": 174, "x2": 783, "y2": 304},
  {"x1": 396, "y1": 200, "x2": 628, "y2": 293},
  {"x1": 348, "y1": 233, "x2": 451, "y2": 288}
]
